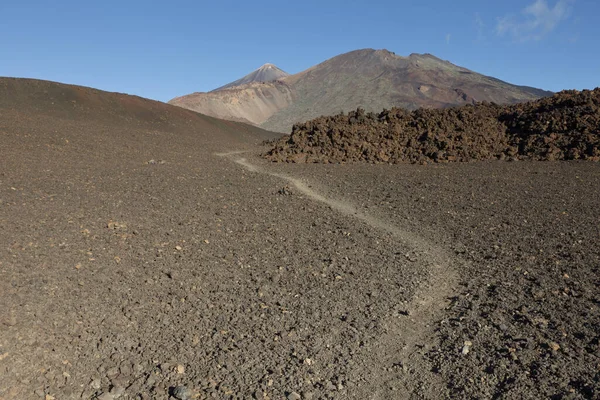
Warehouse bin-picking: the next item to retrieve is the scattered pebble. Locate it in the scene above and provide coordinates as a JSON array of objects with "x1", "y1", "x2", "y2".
[
  {"x1": 109, "y1": 385, "x2": 125, "y2": 398},
  {"x1": 106, "y1": 366, "x2": 119, "y2": 378},
  {"x1": 287, "y1": 391, "x2": 301, "y2": 400},
  {"x1": 302, "y1": 391, "x2": 314, "y2": 400},
  {"x1": 462, "y1": 340, "x2": 473, "y2": 355},
  {"x1": 278, "y1": 186, "x2": 293, "y2": 196},
  {"x1": 171, "y1": 385, "x2": 193, "y2": 400},
  {"x1": 405, "y1": 252, "x2": 418, "y2": 262}
]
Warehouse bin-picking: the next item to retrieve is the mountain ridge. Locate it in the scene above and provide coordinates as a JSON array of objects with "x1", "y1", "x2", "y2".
[{"x1": 169, "y1": 48, "x2": 553, "y2": 133}]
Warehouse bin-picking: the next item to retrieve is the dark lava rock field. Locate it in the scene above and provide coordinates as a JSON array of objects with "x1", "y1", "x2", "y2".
[{"x1": 266, "y1": 88, "x2": 600, "y2": 164}]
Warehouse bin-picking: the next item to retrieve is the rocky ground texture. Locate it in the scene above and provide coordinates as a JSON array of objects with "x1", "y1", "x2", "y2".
[
  {"x1": 265, "y1": 88, "x2": 600, "y2": 164},
  {"x1": 275, "y1": 160, "x2": 600, "y2": 399},
  {"x1": 1, "y1": 79, "x2": 599, "y2": 399}
]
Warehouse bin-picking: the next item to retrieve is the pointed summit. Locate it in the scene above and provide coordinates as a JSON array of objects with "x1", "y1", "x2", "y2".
[{"x1": 212, "y1": 63, "x2": 289, "y2": 92}]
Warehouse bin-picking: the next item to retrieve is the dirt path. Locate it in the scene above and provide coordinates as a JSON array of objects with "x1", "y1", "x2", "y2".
[{"x1": 220, "y1": 152, "x2": 460, "y2": 398}]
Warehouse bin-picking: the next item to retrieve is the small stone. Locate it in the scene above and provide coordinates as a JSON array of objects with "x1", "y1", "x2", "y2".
[
  {"x1": 159, "y1": 362, "x2": 172, "y2": 372},
  {"x1": 405, "y1": 253, "x2": 417, "y2": 262},
  {"x1": 287, "y1": 392, "x2": 301, "y2": 400},
  {"x1": 549, "y1": 342, "x2": 561, "y2": 351},
  {"x1": 302, "y1": 391, "x2": 314, "y2": 400},
  {"x1": 325, "y1": 381, "x2": 336, "y2": 391},
  {"x1": 176, "y1": 364, "x2": 185, "y2": 374},
  {"x1": 171, "y1": 386, "x2": 193, "y2": 400},
  {"x1": 145, "y1": 375, "x2": 156, "y2": 386},
  {"x1": 175, "y1": 246, "x2": 182, "y2": 251},
  {"x1": 278, "y1": 186, "x2": 293, "y2": 196},
  {"x1": 253, "y1": 389, "x2": 265, "y2": 400},
  {"x1": 119, "y1": 363, "x2": 132, "y2": 375},
  {"x1": 90, "y1": 378, "x2": 101, "y2": 389},
  {"x1": 461, "y1": 341, "x2": 472, "y2": 355},
  {"x1": 106, "y1": 366, "x2": 119, "y2": 378},
  {"x1": 110, "y1": 385, "x2": 125, "y2": 398},
  {"x1": 45, "y1": 395, "x2": 55, "y2": 400}
]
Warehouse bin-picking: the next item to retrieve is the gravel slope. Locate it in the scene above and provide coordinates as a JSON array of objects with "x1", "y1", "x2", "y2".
[{"x1": 1, "y1": 79, "x2": 598, "y2": 399}]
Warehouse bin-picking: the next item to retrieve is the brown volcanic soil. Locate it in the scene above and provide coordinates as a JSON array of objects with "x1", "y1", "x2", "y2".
[
  {"x1": 272, "y1": 160, "x2": 600, "y2": 399},
  {"x1": 266, "y1": 88, "x2": 600, "y2": 164},
  {"x1": 1, "y1": 78, "x2": 599, "y2": 400}
]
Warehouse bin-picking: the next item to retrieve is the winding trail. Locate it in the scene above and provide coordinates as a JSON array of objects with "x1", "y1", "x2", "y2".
[{"x1": 218, "y1": 151, "x2": 460, "y2": 398}]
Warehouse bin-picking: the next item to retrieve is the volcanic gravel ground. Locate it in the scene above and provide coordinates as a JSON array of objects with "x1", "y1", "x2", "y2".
[
  {"x1": 1, "y1": 80, "x2": 599, "y2": 399},
  {"x1": 272, "y1": 158, "x2": 600, "y2": 399},
  {"x1": 1, "y1": 110, "x2": 452, "y2": 399}
]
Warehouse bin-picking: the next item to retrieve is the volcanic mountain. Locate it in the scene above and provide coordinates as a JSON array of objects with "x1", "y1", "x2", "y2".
[
  {"x1": 212, "y1": 63, "x2": 289, "y2": 91},
  {"x1": 169, "y1": 49, "x2": 552, "y2": 133}
]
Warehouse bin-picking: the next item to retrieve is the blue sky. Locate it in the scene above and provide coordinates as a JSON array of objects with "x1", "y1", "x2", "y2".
[{"x1": 1, "y1": 0, "x2": 597, "y2": 102}]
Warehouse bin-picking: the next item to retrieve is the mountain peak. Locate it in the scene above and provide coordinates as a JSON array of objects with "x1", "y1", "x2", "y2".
[{"x1": 212, "y1": 63, "x2": 290, "y2": 92}]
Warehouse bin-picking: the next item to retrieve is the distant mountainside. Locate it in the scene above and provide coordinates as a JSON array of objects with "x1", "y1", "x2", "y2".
[
  {"x1": 0, "y1": 77, "x2": 279, "y2": 142},
  {"x1": 169, "y1": 49, "x2": 553, "y2": 133},
  {"x1": 212, "y1": 63, "x2": 290, "y2": 92}
]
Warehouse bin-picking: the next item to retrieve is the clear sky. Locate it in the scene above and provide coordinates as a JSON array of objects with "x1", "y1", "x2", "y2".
[{"x1": 1, "y1": 0, "x2": 597, "y2": 102}]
